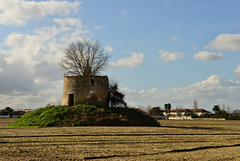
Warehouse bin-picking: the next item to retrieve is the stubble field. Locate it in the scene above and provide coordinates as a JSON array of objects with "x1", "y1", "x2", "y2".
[{"x1": 1, "y1": 118, "x2": 240, "y2": 160}]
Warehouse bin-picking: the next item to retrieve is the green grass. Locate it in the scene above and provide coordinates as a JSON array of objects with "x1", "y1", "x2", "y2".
[{"x1": 10, "y1": 104, "x2": 160, "y2": 127}]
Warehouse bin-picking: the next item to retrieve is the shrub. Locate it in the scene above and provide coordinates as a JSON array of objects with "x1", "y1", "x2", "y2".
[{"x1": 10, "y1": 105, "x2": 160, "y2": 127}]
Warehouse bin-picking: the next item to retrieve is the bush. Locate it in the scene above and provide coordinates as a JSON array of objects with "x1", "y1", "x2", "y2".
[{"x1": 10, "y1": 105, "x2": 160, "y2": 127}]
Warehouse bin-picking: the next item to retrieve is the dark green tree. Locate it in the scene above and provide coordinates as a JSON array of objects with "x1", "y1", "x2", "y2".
[
  {"x1": 220, "y1": 109, "x2": 228, "y2": 118},
  {"x1": 231, "y1": 110, "x2": 240, "y2": 119},
  {"x1": 149, "y1": 107, "x2": 162, "y2": 116},
  {"x1": 213, "y1": 105, "x2": 220, "y2": 115},
  {"x1": 2, "y1": 107, "x2": 14, "y2": 117},
  {"x1": 167, "y1": 103, "x2": 171, "y2": 112},
  {"x1": 164, "y1": 103, "x2": 171, "y2": 114},
  {"x1": 164, "y1": 104, "x2": 168, "y2": 114},
  {"x1": 0, "y1": 109, "x2": 8, "y2": 115},
  {"x1": 108, "y1": 80, "x2": 127, "y2": 107}
]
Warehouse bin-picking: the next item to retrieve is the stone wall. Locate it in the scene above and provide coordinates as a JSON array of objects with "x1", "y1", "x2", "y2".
[{"x1": 62, "y1": 76, "x2": 109, "y2": 107}]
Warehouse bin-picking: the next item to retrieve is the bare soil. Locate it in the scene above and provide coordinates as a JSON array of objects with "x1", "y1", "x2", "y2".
[{"x1": 1, "y1": 118, "x2": 240, "y2": 160}]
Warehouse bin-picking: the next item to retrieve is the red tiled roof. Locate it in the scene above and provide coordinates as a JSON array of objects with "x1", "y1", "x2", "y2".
[{"x1": 137, "y1": 109, "x2": 150, "y2": 114}]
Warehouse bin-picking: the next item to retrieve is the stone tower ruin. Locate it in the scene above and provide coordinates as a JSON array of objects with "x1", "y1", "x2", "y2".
[{"x1": 62, "y1": 76, "x2": 109, "y2": 107}]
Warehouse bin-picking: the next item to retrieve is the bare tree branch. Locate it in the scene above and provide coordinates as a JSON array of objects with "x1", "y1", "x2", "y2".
[{"x1": 60, "y1": 39, "x2": 110, "y2": 76}]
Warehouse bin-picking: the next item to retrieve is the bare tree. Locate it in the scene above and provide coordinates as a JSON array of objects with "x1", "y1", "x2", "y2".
[
  {"x1": 193, "y1": 99, "x2": 198, "y2": 109},
  {"x1": 60, "y1": 39, "x2": 110, "y2": 76},
  {"x1": 222, "y1": 104, "x2": 226, "y2": 111},
  {"x1": 227, "y1": 105, "x2": 231, "y2": 114}
]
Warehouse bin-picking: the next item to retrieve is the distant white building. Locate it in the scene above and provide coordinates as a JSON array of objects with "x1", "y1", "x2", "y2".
[{"x1": 160, "y1": 109, "x2": 211, "y2": 119}]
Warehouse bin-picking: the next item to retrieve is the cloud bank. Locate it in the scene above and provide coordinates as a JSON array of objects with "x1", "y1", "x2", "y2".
[
  {"x1": 122, "y1": 75, "x2": 240, "y2": 110},
  {"x1": 0, "y1": 16, "x2": 87, "y2": 108},
  {"x1": 0, "y1": 0, "x2": 80, "y2": 26}
]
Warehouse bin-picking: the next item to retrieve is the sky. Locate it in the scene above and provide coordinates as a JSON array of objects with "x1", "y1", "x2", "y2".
[{"x1": 0, "y1": 0, "x2": 240, "y2": 112}]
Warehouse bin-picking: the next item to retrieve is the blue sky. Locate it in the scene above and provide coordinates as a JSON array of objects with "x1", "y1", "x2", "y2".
[{"x1": 0, "y1": 0, "x2": 240, "y2": 111}]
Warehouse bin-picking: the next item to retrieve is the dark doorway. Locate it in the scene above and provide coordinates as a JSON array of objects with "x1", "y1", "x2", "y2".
[
  {"x1": 90, "y1": 78, "x2": 95, "y2": 86},
  {"x1": 68, "y1": 94, "x2": 74, "y2": 106}
]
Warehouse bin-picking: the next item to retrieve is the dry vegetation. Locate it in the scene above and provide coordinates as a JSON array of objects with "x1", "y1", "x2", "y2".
[{"x1": 1, "y1": 118, "x2": 240, "y2": 160}]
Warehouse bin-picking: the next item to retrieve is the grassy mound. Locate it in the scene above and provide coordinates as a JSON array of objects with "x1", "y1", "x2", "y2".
[{"x1": 10, "y1": 104, "x2": 160, "y2": 127}]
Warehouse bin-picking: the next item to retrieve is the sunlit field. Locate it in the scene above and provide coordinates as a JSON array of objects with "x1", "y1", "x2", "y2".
[{"x1": 1, "y1": 118, "x2": 240, "y2": 160}]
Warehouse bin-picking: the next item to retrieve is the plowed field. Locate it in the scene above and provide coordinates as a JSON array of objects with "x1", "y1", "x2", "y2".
[{"x1": 1, "y1": 118, "x2": 240, "y2": 160}]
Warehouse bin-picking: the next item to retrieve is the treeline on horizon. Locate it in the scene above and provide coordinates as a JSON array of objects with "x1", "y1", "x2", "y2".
[
  {"x1": 148, "y1": 104, "x2": 240, "y2": 120},
  {"x1": 1, "y1": 105, "x2": 240, "y2": 120},
  {"x1": 211, "y1": 105, "x2": 240, "y2": 120},
  {"x1": 0, "y1": 107, "x2": 26, "y2": 117}
]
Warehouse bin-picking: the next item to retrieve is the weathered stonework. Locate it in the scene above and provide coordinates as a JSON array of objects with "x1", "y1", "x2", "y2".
[{"x1": 62, "y1": 76, "x2": 109, "y2": 107}]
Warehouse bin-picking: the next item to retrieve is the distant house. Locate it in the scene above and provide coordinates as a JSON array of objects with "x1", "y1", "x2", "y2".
[
  {"x1": 188, "y1": 109, "x2": 211, "y2": 116},
  {"x1": 163, "y1": 109, "x2": 210, "y2": 116},
  {"x1": 159, "y1": 108, "x2": 210, "y2": 119},
  {"x1": 24, "y1": 109, "x2": 33, "y2": 113},
  {"x1": 162, "y1": 109, "x2": 191, "y2": 116}
]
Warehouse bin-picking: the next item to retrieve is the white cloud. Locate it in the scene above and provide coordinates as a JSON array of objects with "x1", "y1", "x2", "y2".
[
  {"x1": 93, "y1": 25, "x2": 102, "y2": 30},
  {"x1": 192, "y1": 44, "x2": 197, "y2": 50},
  {"x1": 170, "y1": 35, "x2": 178, "y2": 42},
  {"x1": 159, "y1": 50, "x2": 184, "y2": 62},
  {"x1": 54, "y1": 18, "x2": 82, "y2": 28},
  {"x1": 234, "y1": 65, "x2": 240, "y2": 77},
  {"x1": 194, "y1": 51, "x2": 225, "y2": 61},
  {"x1": 204, "y1": 33, "x2": 240, "y2": 51},
  {"x1": 104, "y1": 45, "x2": 114, "y2": 53},
  {"x1": 0, "y1": 11, "x2": 88, "y2": 109},
  {"x1": 0, "y1": 0, "x2": 80, "y2": 26},
  {"x1": 2, "y1": 17, "x2": 87, "y2": 66},
  {"x1": 0, "y1": 67, "x2": 3, "y2": 72},
  {"x1": 122, "y1": 75, "x2": 240, "y2": 110},
  {"x1": 121, "y1": 9, "x2": 128, "y2": 16},
  {"x1": 0, "y1": 80, "x2": 63, "y2": 109},
  {"x1": 4, "y1": 32, "x2": 43, "y2": 66},
  {"x1": 108, "y1": 52, "x2": 144, "y2": 69}
]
